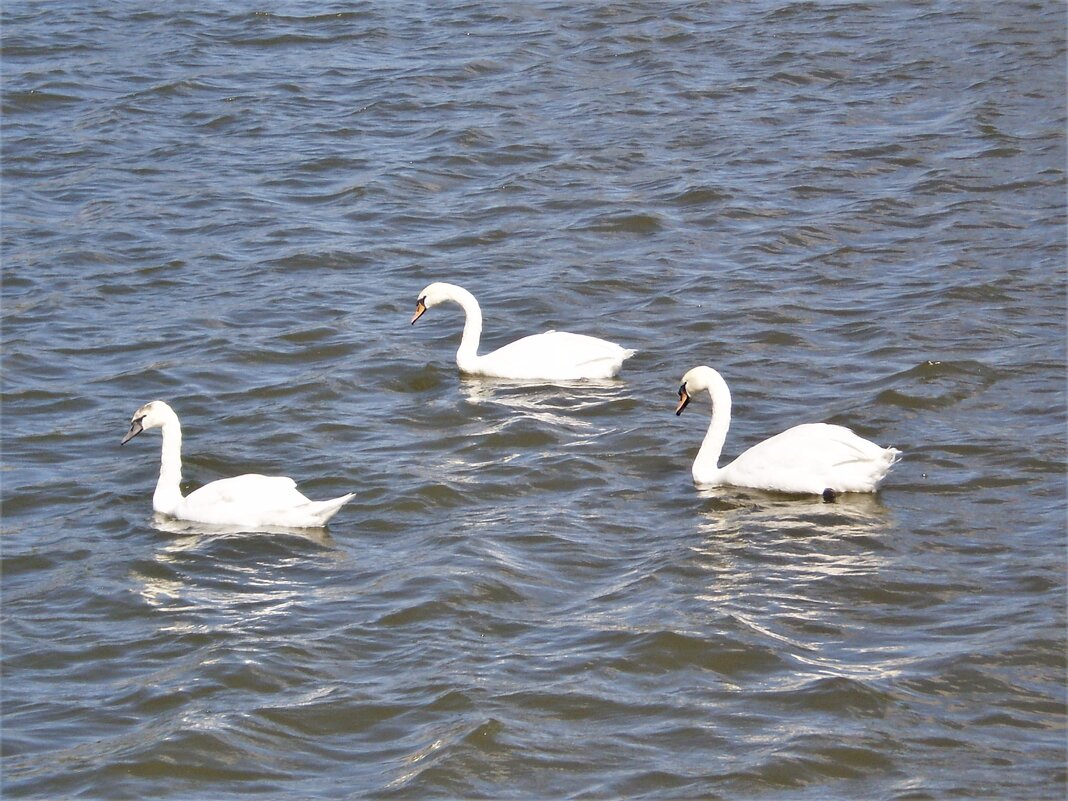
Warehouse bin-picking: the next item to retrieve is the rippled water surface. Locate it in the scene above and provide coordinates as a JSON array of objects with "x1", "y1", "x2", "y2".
[{"x1": 3, "y1": 2, "x2": 1066, "y2": 799}]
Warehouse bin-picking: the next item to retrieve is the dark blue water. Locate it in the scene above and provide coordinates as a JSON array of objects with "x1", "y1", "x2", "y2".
[{"x1": 3, "y1": 2, "x2": 1065, "y2": 799}]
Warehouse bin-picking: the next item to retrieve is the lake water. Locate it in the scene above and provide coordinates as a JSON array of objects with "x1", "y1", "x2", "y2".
[{"x1": 2, "y1": 2, "x2": 1065, "y2": 799}]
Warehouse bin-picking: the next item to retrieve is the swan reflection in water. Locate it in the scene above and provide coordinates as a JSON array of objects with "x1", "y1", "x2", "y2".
[
  {"x1": 689, "y1": 488, "x2": 909, "y2": 683},
  {"x1": 694, "y1": 486, "x2": 895, "y2": 543},
  {"x1": 149, "y1": 513, "x2": 337, "y2": 549},
  {"x1": 409, "y1": 377, "x2": 636, "y2": 493},
  {"x1": 134, "y1": 514, "x2": 342, "y2": 625},
  {"x1": 459, "y1": 375, "x2": 631, "y2": 430}
]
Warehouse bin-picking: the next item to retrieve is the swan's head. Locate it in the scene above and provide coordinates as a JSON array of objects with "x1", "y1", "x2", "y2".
[
  {"x1": 675, "y1": 366, "x2": 717, "y2": 416},
  {"x1": 121, "y1": 400, "x2": 175, "y2": 445},
  {"x1": 410, "y1": 282, "x2": 462, "y2": 325}
]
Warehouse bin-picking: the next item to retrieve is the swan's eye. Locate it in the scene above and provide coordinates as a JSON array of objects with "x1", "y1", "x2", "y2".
[{"x1": 677, "y1": 383, "x2": 686, "y2": 398}]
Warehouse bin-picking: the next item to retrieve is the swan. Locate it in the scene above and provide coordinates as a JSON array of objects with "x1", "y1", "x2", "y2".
[
  {"x1": 121, "y1": 401, "x2": 355, "y2": 528},
  {"x1": 411, "y1": 282, "x2": 634, "y2": 380},
  {"x1": 675, "y1": 366, "x2": 900, "y2": 496}
]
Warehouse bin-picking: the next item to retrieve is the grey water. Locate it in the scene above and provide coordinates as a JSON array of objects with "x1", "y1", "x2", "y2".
[{"x1": 2, "y1": 2, "x2": 1065, "y2": 799}]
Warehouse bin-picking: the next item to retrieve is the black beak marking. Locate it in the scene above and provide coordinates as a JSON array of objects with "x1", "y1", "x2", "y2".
[
  {"x1": 675, "y1": 383, "x2": 691, "y2": 416},
  {"x1": 411, "y1": 297, "x2": 427, "y2": 325},
  {"x1": 121, "y1": 417, "x2": 144, "y2": 445}
]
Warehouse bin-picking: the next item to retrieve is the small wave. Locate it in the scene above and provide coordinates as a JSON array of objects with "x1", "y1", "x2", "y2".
[
  {"x1": 871, "y1": 359, "x2": 1000, "y2": 411},
  {"x1": 575, "y1": 212, "x2": 664, "y2": 234}
]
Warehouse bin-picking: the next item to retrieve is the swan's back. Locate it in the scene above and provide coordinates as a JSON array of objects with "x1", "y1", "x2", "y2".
[
  {"x1": 183, "y1": 474, "x2": 301, "y2": 509},
  {"x1": 718, "y1": 423, "x2": 900, "y2": 494},
  {"x1": 179, "y1": 474, "x2": 353, "y2": 527},
  {"x1": 478, "y1": 330, "x2": 634, "y2": 380}
]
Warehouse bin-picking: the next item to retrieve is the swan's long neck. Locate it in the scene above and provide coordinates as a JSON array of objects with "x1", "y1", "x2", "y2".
[
  {"x1": 153, "y1": 412, "x2": 185, "y2": 513},
  {"x1": 448, "y1": 285, "x2": 483, "y2": 372},
  {"x1": 693, "y1": 371, "x2": 732, "y2": 483}
]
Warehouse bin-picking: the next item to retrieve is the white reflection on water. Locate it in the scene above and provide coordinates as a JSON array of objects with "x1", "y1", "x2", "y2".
[
  {"x1": 425, "y1": 378, "x2": 637, "y2": 488},
  {"x1": 690, "y1": 490, "x2": 911, "y2": 682},
  {"x1": 458, "y1": 376, "x2": 629, "y2": 429},
  {"x1": 693, "y1": 487, "x2": 894, "y2": 542},
  {"x1": 132, "y1": 514, "x2": 341, "y2": 629},
  {"x1": 150, "y1": 514, "x2": 336, "y2": 548}
]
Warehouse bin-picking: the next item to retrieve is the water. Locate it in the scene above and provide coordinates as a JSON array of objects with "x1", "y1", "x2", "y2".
[{"x1": 2, "y1": 2, "x2": 1065, "y2": 799}]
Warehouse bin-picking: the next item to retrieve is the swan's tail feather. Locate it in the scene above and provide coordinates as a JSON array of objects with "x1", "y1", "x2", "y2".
[
  {"x1": 860, "y1": 447, "x2": 902, "y2": 491},
  {"x1": 829, "y1": 446, "x2": 901, "y2": 492},
  {"x1": 574, "y1": 348, "x2": 636, "y2": 377},
  {"x1": 878, "y1": 447, "x2": 903, "y2": 484},
  {"x1": 833, "y1": 445, "x2": 901, "y2": 468},
  {"x1": 300, "y1": 492, "x2": 356, "y2": 526}
]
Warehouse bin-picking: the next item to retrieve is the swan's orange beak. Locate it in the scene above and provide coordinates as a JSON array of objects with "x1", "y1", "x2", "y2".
[
  {"x1": 410, "y1": 298, "x2": 427, "y2": 325},
  {"x1": 675, "y1": 385, "x2": 690, "y2": 416}
]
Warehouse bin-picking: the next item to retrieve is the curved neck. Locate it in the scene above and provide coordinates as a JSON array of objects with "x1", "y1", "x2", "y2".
[
  {"x1": 693, "y1": 371, "x2": 732, "y2": 482},
  {"x1": 153, "y1": 413, "x2": 185, "y2": 513},
  {"x1": 447, "y1": 285, "x2": 483, "y2": 371}
]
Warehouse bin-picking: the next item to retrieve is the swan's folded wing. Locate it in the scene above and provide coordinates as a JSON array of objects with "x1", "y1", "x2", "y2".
[
  {"x1": 726, "y1": 423, "x2": 897, "y2": 493},
  {"x1": 544, "y1": 331, "x2": 635, "y2": 365},
  {"x1": 480, "y1": 331, "x2": 634, "y2": 379},
  {"x1": 183, "y1": 474, "x2": 308, "y2": 509}
]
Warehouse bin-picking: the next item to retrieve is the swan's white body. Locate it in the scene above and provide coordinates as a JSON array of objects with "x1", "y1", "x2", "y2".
[
  {"x1": 676, "y1": 366, "x2": 900, "y2": 495},
  {"x1": 412, "y1": 282, "x2": 634, "y2": 380},
  {"x1": 122, "y1": 401, "x2": 354, "y2": 528}
]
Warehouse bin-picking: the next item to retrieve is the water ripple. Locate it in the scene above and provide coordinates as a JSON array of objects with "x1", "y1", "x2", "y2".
[{"x1": 2, "y1": 2, "x2": 1065, "y2": 799}]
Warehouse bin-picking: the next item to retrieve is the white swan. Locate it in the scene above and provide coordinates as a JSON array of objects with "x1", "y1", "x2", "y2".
[
  {"x1": 121, "y1": 401, "x2": 355, "y2": 528},
  {"x1": 675, "y1": 366, "x2": 900, "y2": 496},
  {"x1": 411, "y1": 282, "x2": 634, "y2": 380}
]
